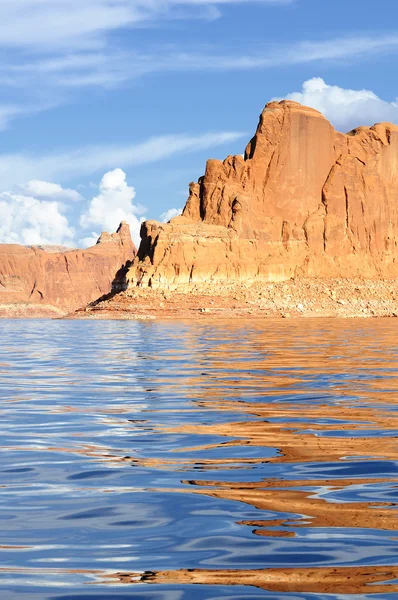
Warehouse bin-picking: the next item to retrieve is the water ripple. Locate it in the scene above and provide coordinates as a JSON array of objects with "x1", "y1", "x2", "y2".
[{"x1": 0, "y1": 318, "x2": 397, "y2": 599}]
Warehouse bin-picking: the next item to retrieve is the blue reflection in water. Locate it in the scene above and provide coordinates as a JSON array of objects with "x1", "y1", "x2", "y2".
[{"x1": 0, "y1": 318, "x2": 397, "y2": 599}]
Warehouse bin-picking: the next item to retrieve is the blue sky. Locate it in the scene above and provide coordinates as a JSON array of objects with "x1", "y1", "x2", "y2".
[{"x1": 1, "y1": 0, "x2": 398, "y2": 247}]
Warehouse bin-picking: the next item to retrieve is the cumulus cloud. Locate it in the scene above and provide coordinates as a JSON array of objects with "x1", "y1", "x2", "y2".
[
  {"x1": 80, "y1": 233, "x2": 100, "y2": 248},
  {"x1": 161, "y1": 207, "x2": 183, "y2": 222},
  {"x1": 0, "y1": 169, "x2": 191, "y2": 248},
  {"x1": 0, "y1": 192, "x2": 74, "y2": 246},
  {"x1": 0, "y1": 170, "x2": 146, "y2": 248},
  {"x1": 21, "y1": 180, "x2": 83, "y2": 202},
  {"x1": 80, "y1": 168, "x2": 144, "y2": 246},
  {"x1": 0, "y1": 127, "x2": 242, "y2": 247},
  {"x1": 281, "y1": 77, "x2": 398, "y2": 132}
]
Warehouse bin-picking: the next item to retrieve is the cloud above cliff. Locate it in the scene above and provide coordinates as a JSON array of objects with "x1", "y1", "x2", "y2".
[
  {"x1": 281, "y1": 78, "x2": 398, "y2": 132},
  {"x1": 161, "y1": 207, "x2": 183, "y2": 222},
  {"x1": 0, "y1": 128, "x2": 245, "y2": 247},
  {"x1": 0, "y1": 192, "x2": 74, "y2": 246},
  {"x1": 80, "y1": 168, "x2": 144, "y2": 247},
  {"x1": 21, "y1": 180, "x2": 83, "y2": 202},
  {"x1": 0, "y1": 169, "x2": 144, "y2": 247}
]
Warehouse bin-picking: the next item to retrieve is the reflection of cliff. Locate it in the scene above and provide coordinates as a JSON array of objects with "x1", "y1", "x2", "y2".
[
  {"x1": 99, "y1": 565, "x2": 398, "y2": 594},
  {"x1": 24, "y1": 319, "x2": 398, "y2": 473},
  {"x1": 2, "y1": 564, "x2": 398, "y2": 594},
  {"x1": 6, "y1": 320, "x2": 397, "y2": 596},
  {"x1": 87, "y1": 320, "x2": 398, "y2": 595},
  {"x1": 124, "y1": 101, "x2": 398, "y2": 291},
  {"x1": 182, "y1": 475, "x2": 398, "y2": 532},
  {"x1": 0, "y1": 222, "x2": 136, "y2": 315}
]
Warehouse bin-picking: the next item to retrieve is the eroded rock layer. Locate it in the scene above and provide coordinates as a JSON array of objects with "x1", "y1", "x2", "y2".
[
  {"x1": 0, "y1": 222, "x2": 136, "y2": 315},
  {"x1": 126, "y1": 101, "x2": 398, "y2": 290}
]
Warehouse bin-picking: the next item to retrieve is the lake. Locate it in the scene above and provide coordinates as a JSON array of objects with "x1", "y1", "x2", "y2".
[{"x1": 0, "y1": 318, "x2": 397, "y2": 599}]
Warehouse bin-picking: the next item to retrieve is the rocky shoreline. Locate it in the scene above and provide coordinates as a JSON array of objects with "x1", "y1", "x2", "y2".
[{"x1": 71, "y1": 278, "x2": 398, "y2": 320}]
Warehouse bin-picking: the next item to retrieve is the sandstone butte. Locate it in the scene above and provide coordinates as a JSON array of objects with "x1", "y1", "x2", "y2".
[
  {"x1": 78, "y1": 99, "x2": 398, "y2": 319},
  {"x1": 0, "y1": 222, "x2": 136, "y2": 317},
  {"x1": 125, "y1": 100, "x2": 398, "y2": 292}
]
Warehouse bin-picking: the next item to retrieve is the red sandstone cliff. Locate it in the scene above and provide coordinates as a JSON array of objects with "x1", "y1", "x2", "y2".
[
  {"x1": 125, "y1": 101, "x2": 398, "y2": 290},
  {"x1": 0, "y1": 222, "x2": 136, "y2": 316}
]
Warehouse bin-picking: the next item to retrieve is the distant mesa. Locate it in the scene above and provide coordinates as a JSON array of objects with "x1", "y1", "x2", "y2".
[
  {"x1": 121, "y1": 100, "x2": 398, "y2": 291},
  {"x1": 0, "y1": 222, "x2": 136, "y2": 316},
  {"x1": 29, "y1": 245, "x2": 78, "y2": 253}
]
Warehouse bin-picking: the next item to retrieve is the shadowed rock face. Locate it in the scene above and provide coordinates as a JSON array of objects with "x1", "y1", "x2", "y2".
[
  {"x1": 0, "y1": 221, "x2": 136, "y2": 314},
  {"x1": 126, "y1": 100, "x2": 398, "y2": 290}
]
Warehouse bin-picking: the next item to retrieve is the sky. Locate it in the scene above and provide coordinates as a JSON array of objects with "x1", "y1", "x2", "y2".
[{"x1": 1, "y1": 0, "x2": 398, "y2": 247}]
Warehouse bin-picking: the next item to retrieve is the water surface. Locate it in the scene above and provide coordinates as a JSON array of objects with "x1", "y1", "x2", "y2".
[{"x1": 0, "y1": 318, "x2": 397, "y2": 599}]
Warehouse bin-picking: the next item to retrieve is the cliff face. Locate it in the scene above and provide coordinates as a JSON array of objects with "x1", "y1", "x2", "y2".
[
  {"x1": 0, "y1": 222, "x2": 136, "y2": 314},
  {"x1": 126, "y1": 101, "x2": 398, "y2": 290}
]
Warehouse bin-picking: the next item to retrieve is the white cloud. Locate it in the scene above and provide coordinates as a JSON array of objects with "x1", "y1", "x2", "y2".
[
  {"x1": 0, "y1": 0, "x2": 293, "y2": 50},
  {"x1": 156, "y1": 35, "x2": 398, "y2": 73},
  {"x1": 21, "y1": 180, "x2": 83, "y2": 202},
  {"x1": 5, "y1": 34, "x2": 398, "y2": 92},
  {"x1": 0, "y1": 0, "x2": 295, "y2": 125},
  {"x1": 0, "y1": 192, "x2": 74, "y2": 246},
  {"x1": 80, "y1": 233, "x2": 100, "y2": 248},
  {"x1": 0, "y1": 97, "x2": 61, "y2": 131},
  {"x1": 0, "y1": 0, "x2": 397, "y2": 138},
  {"x1": 161, "y1": 207, "x2": 183, "y2": 222},
  {"x1": 0, "y1": 169, "x2": 189, "y2": 248},
  {"x1": 0, "y1": 131, "x2": 245, "y2": 189},
  {"x1": 280, "y1": 77, "x2": 398, "y2": 132},
  {"x1": 0, "y1": 105, "x2": 24, "y2": 131},
  {"x1": 1, "y1": 28, "x2": 398, "y2": 136},
  {"x1": 0, "y1": 129, "x2": 244, "y2": 247},
  {"x1": 80, "y1": 168, "x2": 144, "y2": 246}
]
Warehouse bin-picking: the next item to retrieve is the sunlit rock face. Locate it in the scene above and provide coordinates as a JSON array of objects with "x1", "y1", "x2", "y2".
[
  {"x1": 125, "y1": 101, "x2": 398, "y2": 290},
  {"x1": 0, "y1": 221, "x2": 136, "y2": 313}
]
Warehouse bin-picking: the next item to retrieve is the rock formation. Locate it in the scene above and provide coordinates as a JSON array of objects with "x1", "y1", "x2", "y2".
[
  {"x1": 0, "y1": 222, "x2": 136, "y2": 315},
  {"x1": 125, "y1": 101, "x2": 398, "y2": 291}
]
